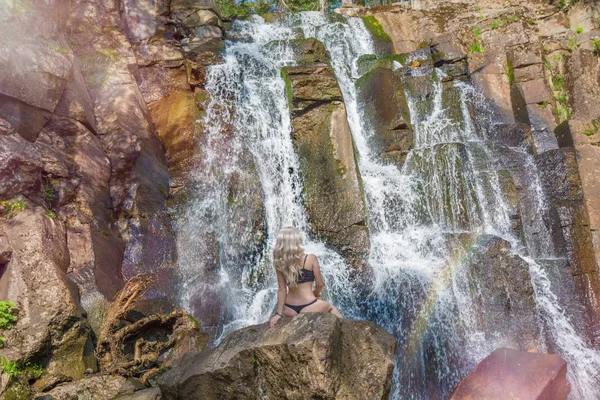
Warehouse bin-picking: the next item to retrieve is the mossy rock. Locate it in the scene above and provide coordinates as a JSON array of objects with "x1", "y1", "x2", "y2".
[
  {"x1": 4, "y1": 377, "x2": 32, "y2": 400},
  {"x1": 356, "y1": 67, "x2": 413, "y2": 169},
  {"x1": 361, "y1": 15, "x2": 393, "y2": 55},
  {"x1": 280, "y1": 64, "x2": 343, "y2": 108},
  {"x1": 356, "y1": 53, "x2": 407, "y2": 77},
  {"x1": 291, "y1": 102, "x2": 369, "y2": 257},
  {"x1": 441, "y1": 80, "x2": 476, "y2": 132},
  {"x1": 282, "y1": 66, "x2": 369, "y2": 258}
]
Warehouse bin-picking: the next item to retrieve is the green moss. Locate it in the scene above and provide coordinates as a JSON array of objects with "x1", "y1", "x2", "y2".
[
  {"x1": 491, "y1": 15, "x2": 520, "y2": 30},
  {"x1": 3, "y1": 379, "x2": 31, "y2": 400},
  {"x1": 431, "y1": 51, "x2": 446, "y2": 63},
  {"x1": 186, "y1": 314, "x2": 200, "y2": 329},
  {"x1": 470, "y1": 43, "x2": 484, "y2": 53},
  {"x1": 575, "y1": 25, "x2": 583, "y2": 34},
  {"x1": 583, "y1": 130, "x2": 595, "y2": 136},
  {"x1": 545, "y1": 59, "x2": 570, "y2": 123},
  {"x1": 46, "y1": 210, "x2": 56, "y2": 219},
  {"x1": 1, "y1": 199, "x2": 25, "y2": 219},
  {"x1": 0, "y1": 356, "x2": 43, "y2": 379},
  {"x1": 357, "y1": 53, "x2": 409, "y2": 75},
  {"x1": 43, "y1": 178, "x2": 56, "y2": 202},
  {"x1": 506, "y1": 59, "x2": 515, "y2": 85},
  {"x1": 417, "y1": 41, "x2": 428, "y2": 49},
  {"x1": 98, "y1": 48, "x2": 120, "y2": 63},
  {"x1": 567, "y1": 38, "x2": 577, "y2": 52},
  {"x1": 592, "y1": 38, "x2": 600, "y2": 55},
  {"x1": 552, "y1": 73, "x2": 564, "y2": 90},
  {"x1": 554, "y1": 91, "x2": 571, "y2": 122},
  {"x1": 51, "y1": 42, "x2": 70, "y2": 56},
  {"x1": 362, "y1": 15, "x2": 391, "y2": 42},
  {"x1": 469, "y1": 26, "x2": 484, "y2": 53},
  {"x1": 280, "y1": 67, "x2": 293, "y2": 108}
]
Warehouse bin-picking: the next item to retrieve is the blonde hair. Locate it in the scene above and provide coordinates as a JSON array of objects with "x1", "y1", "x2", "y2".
[{"x1": 273, "y1": 226, "x2": 304, "y2": 287}]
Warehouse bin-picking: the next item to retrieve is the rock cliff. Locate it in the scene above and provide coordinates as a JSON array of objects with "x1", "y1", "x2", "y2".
[{"x1": 339, "y1": 0, "x2": 600, "y2": 348}]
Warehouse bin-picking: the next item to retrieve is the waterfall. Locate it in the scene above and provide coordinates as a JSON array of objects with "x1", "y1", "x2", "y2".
[{"x1": 178, "y1": 11, "x2": 600, "y2": 399}]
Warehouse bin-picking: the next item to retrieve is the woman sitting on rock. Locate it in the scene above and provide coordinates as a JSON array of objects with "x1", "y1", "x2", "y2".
[{"x1": 270, "y1": 226, "x2": 343, "y2": 327}]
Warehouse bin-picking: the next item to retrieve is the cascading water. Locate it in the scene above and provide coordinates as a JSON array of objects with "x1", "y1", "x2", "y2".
[{"x1": 178, "y1": 11, "x2": 600, "y2": 399}]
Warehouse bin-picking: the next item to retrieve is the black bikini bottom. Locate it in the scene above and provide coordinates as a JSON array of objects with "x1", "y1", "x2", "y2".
[{"x1": 285, "y1": 299, "x2": 318, "y2": 314}]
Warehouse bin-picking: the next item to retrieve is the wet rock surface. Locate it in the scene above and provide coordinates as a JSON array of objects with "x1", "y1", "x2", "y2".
[
  {"x1": 356, "y1": 67, "x2": 413, "y2": 168},
  {"x1": 450, "y1": 348, "x2": 570, "y2": 400},
  {"x1": 159, "y1": 313, "x2": 396, "y2": 400},
  {"x1": 282, "y1": 46, "x2": 370, "y2": 264},
  {"x1": 462, "y1": 236, "x2": 542, "y2": 350},
  {"x1": 286, "y1": 67, "x2": 370, "y2": 260}
]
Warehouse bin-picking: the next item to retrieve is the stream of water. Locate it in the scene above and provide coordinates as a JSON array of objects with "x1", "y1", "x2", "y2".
[{"x1": 178, "y1": 12, "x2": 600, "y2": 399}]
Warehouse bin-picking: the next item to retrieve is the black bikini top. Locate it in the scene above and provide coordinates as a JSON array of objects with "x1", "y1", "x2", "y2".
[{"x1": 297, "y1": 255, "x2": 315, "y2": 284}]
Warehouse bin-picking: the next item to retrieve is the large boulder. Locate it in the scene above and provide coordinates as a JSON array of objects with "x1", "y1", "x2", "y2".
[
  {"x1": 159, "y1": 313, "x2": 396, "y2": 400},
  {"x1": 450, "y1": 348, "x2": 570, "y2": 400},
  {"x1": 0, "y1": 206, "x2": 96, "y2": 385},
  {"x1": 356, "y1": 67, "x2": 413, "y2": 168},
  {"x1": 282, "y1": 63, "x2": 369, "y2": 261},
  {"x1": 34, "y1": 375, "x2": 145, "y2": 400}
]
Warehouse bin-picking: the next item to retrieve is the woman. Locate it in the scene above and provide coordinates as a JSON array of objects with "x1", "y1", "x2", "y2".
[{"x1": 269, "y1": 226, "x2": 343, "y2": 328}]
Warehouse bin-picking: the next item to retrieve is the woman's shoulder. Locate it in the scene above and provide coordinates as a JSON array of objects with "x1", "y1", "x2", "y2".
[{"x1": 303, "y1": 253, "x2": 318, "y2": 268}]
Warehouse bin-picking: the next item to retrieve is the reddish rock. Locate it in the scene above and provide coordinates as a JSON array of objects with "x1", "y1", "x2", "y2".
[
  {"x1": 507, "y1": 43, "x2": 543, "y2": 69},
  {"x1": 514, "y1": 79, "x2": 551, "y2": 106},
  {"x1": 148, "y1": 90, "x2": 200, "y2": 169},
  {"x1": 0, "y1": 120, "x2": 43, "y2": 200},
  {"x1": 0, "y1": 206, "x2": 96, "y2": 382},
  {"x1": 450, "y1": 348, "x2": 570, "y2": 400}
]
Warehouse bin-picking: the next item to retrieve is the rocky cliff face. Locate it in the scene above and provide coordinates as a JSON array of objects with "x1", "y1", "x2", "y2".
[
  {"x1": 339, "y1": 0, "x2": 600, "y2": 348},
  {"x1": 0, "y1": 0, "x2": 224, "y2": 394}
]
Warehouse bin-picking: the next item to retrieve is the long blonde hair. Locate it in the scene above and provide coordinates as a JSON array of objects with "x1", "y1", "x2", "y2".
[{"x1": 273, "y1": 226, "x2": 304, "y2": 287}]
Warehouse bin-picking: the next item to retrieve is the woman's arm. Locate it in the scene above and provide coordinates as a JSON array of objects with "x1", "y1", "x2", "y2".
[
  {"x1": 312, "y1": 255, "x2": 325, "y2": 299},
  {"x1": 270, "y1": 270, "x2": 287, "y2": 327}
]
